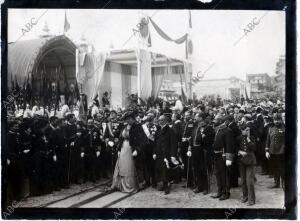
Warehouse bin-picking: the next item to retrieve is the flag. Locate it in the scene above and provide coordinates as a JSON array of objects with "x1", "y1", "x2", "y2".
[
  {"x1": 64, "y1": 11, "x2": 70, "y2": 33},
  {"x1": 245, "y1": 87, "x2": 250, "y2": 102},
  {"x1": 186, "y1": 10, "x2": 193, "y2": 59}
]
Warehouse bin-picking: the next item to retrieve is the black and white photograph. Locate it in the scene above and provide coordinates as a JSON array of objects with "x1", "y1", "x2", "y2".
[{"x1": 1, "y1": 0, "x2": 296, "y2": 219}]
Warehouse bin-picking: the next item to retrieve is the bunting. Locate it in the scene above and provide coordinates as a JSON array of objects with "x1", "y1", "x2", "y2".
[{"x1": 149, "y1": 17, "x2": 188, "y2": 44}]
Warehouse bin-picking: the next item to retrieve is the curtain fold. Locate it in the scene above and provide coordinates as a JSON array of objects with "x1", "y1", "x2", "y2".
[
  {"x1": 137, "y1": 49, "x2": 152, "y2": 101},
  {"x1": 149, "y1": 17, "x2": 188, "y2": 44},
  {"x1": 151, "y1": 66, "x2": 167, "y2": 99}
]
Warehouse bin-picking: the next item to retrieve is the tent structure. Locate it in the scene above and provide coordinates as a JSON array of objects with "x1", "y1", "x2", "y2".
[
  {"x1": 8, "y1": 35, "x2": 77, "y2": 103},
  {"x1": 76, "y1": 48, "x2": 192, "y2": 108}
]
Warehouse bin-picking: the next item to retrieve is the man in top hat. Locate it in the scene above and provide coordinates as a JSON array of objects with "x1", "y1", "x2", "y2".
[
  {"x1": 211, "y1": 115, "x2": 234, "y2": 200},
  {"x1": 153, "y1": 114, "x2": 177, "y2": 194},
  {"x1": 265, "y1": 113, "x2": 285, "y2": 188}
]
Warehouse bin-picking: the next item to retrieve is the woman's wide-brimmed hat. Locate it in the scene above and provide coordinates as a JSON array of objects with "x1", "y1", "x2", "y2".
[{"x1": 121, "y1": 108, "x2": 138, "y2": 120}]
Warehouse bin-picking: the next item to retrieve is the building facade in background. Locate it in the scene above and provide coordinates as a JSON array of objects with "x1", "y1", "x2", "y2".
[
  {"x1": 246, "y1": 73, "x2": 272, "y2": 98},
  {"x1": 274, "y1": 55, "x2": 286, "y2": 98},
  {"x1": 193, "y1": 77, "x2": 250, "y2": 101}
]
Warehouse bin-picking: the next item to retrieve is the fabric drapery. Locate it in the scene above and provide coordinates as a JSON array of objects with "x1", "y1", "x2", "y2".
[
  {"x1": 151, "y1": 67, "x2": 167, "y2": 99},
  {"x1": 149, "y1": 17, "x2": 188, "y2": 44},
  {"x1": 136, "y1": 49, "x2": 152, "y2": 101},
  {"x1": 76, "y1": 52, "x2": 107, "y2": 103}
]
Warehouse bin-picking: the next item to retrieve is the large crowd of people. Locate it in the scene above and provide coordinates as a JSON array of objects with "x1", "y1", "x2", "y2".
[{"x1": 3, "y1": 87, "x2": 285, "y2": 207}]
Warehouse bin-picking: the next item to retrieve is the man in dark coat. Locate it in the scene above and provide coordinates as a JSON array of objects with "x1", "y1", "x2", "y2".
[
  {"x1": 153, "y1": 114, "x2": 177, "y2": 194},
  {"x1": 211, "y1": 115, "x2": 235, "y2": 200}
]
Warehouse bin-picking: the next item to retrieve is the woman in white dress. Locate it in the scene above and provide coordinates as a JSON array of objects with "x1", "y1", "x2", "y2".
[{"x1": 111, "y1": 123, "x2": 139, "y2": 193}]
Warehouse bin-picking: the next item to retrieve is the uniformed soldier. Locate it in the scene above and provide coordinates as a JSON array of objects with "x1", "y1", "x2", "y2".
[
  {"x1": 201, "y1": 117, "x2": 215, "y2": 194},
  {"x1": 181, "y1": 111, "x2": 195, "y2": 187},
  {"x1": 237, "y1": 123, "x2": 257, "y2": 206},
  {"x1": 211, "y1": 115, "x2": 235, "y2": 200},
  {"x1": 44, "y1": 116, "x2": 59, "y2": 191},
  {"x1": 84, "y1": 118, "x2": 101, "y2": 182},
  {"x1": 4, "y1": 120, "x2": 22, "y2": 204},
  {"x1": 63, "y1": 113, "x2": 77, "y2": 186},
  {"x1": 105, "y1": 110, "x2": 123, "y2": 174},
  {"x1": 31, "y1": 116, "x2": 51, "y2": 195},
  {"x1": 188, "y1": 112, "x2": 207, "y2": 193},
  {"x1": 265, "y1": 113, "x2": 285, "y2": 188},
  {"x1": 19, "y1": 118, "x2": 34, "y2": 197},
  {"x1": 54, "y1": 118, "x2": 68, "y2": 188}
]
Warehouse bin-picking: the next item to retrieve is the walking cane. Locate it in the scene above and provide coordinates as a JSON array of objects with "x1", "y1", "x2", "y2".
[{"x1": 186, "y1": 156, "x2": 191, "y2": 188}]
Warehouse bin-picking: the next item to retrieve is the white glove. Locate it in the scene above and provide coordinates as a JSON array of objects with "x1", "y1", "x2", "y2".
[
  {"x1": 132, "y1": 150, "x2": 138, "y2": 157},
  {"x1": 164, "y1": 158, "x2": 170, "y2": 169},
  {"x1": 186, "y1": 151, "x2": 192, "y2": 157},
  {"x1": 265, "y1": 152, "x2": 270, "y2": 159},
  {"x1": 238, "y1": 150, "x2": 247, "y2": 156},
  {"x1": 81, "y1": 152, "x2": 85, "y2": 158},
  {"x1": 76, "y1": 132, "x2": 82, "y2": 136},
  {"x1": 23, "y1": 149, "x2": 30, "y2": 154},
  {"x1": 96, "y1": 151, "x2": 100, "y2": 157},
  {"x1": 70, "y1": 142, "x2": 75, "y2": 147},
  {"x1": 53, "y1": 155, "x2": 57, "y2": 162},
  {"x1": 153, "y1": 154, "x2": 156, "y2": 160},
  {"x1": 7, "y1": 159, "x2": 10, "y2": 166},
  {"x1": 226, "y1": 160, "x2": 232, "y2": 166},
  {"x1": 171, "y1": 156, "x2": 179, "y2": 165},
  {"x1": 108, "y1": 141, "x2": 114, "y2": 147},
  {"x1": 182, "y1": 138, "x2": 187, "y2": 142}
]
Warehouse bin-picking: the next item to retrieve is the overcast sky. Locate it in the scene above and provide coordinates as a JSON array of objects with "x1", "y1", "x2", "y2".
[{"x1": 8, "y1": 9, "x2": 285, "y2": 80}]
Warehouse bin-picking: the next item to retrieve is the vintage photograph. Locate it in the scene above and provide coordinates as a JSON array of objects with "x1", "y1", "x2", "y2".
[{"x1": 2, "y1": 4, "x2": 294, "y2": 219}]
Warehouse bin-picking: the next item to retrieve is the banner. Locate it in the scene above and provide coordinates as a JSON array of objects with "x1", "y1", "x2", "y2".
[{"x1": 149, "y1": 17, "x2": 188, "y2": 44}]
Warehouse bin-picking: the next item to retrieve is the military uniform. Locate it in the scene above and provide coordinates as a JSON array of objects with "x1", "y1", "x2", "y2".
[
  {"x1": 237, "y1": 133, "x2": 256, "y2": 205},
  {"x1": 84, "y1": 126, "x2": 101, "y2": 182},
  {"x1": 201, "y1": 122, "x2": 215, "y2": 192},
  {"x1": 189, "y1": 122, "x2": 206, "y2": 192},
  {"x1": 181, "y1": 119, "x2": 195, "y2": 187},
  {"x1": 212, "y1": 123, "x2": 234, "y2": 200},
  {"x1": 265, "y1": 123, "x2": 285, "y2": 188},
  {"x1": 5, "y1": 129, "x2": 23, "y2": 204},
  {"x1": 64, "y1": 121, "x2": 77, "y2": 185}
]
